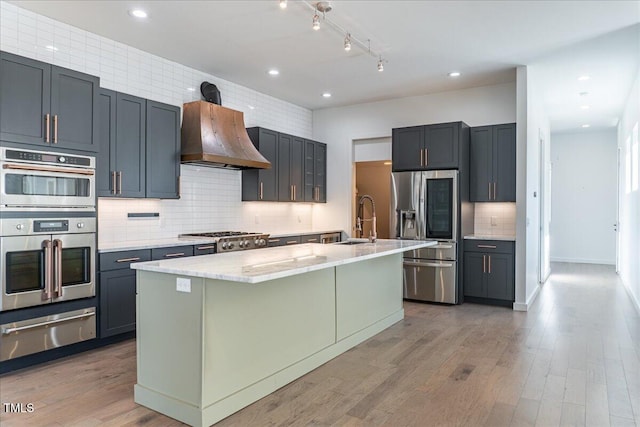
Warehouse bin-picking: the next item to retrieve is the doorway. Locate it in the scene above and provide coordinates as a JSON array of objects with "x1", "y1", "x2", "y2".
[{"x1": 354, "y1": 161, "x2": 392, "y2": 239}]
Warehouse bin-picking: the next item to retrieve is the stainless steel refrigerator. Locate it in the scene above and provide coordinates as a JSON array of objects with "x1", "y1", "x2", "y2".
[{"x1": 391, "y1": 170, "x2": 462, "y2": 304}]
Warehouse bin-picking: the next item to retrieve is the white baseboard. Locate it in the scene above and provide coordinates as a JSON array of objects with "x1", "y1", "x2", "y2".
[
  {"x1": 513, "y1": 284, "x2": 540, "y2": 312},
  {"x1": 621, "y1": 277, "x2": 640, "y2": 316},
  {"x1": 550, "y1": 257, "x2": 615, "y2": 265}
]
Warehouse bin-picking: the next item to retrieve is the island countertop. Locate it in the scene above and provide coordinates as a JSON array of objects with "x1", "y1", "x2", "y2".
[{"x1": 131, "y1": 239, "x2": 436, "y2": 283}]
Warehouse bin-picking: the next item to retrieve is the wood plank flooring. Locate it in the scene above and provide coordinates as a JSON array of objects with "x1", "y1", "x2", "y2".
[{"x1": 1, "y1": 262, "x2": 638, "y2": 426}]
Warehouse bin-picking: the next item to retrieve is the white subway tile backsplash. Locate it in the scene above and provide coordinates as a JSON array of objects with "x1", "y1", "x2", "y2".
[
  {"x1": 473, "y1": 202, "x2": 517, "y2": 236},
  {"x1": 2, "y1": 1, "x2": 315, "y2": 247}
]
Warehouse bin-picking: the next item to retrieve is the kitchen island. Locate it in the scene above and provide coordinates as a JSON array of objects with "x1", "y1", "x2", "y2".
[{"x1": 131, "y1": 239, "x2": 435, "y2": 427}]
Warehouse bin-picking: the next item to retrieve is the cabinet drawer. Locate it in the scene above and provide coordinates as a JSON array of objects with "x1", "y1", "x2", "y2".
[
  {"x1": 151, "y1": 245, "x2": 194, "y2": 260},
  {"x1": 99, "y1": 250, "x2": 151, "y2": 271},
  {"x1": 301, "y1": 234, "x2": 321, "y2": 243},
  {"x1": 193, "y1": 243, "x2": 216, "y2": 256},
  {"x1": 464, "y1": 240, "x2": 514, "y2": 254}
]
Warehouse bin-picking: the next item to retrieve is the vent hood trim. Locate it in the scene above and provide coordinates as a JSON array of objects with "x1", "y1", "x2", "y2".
[{"x1": 180, "y1": 101, "x2": 271, "y2": 170}]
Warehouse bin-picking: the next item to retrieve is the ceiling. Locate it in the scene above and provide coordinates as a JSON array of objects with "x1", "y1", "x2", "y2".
[{"x1": 9, "y1": 1, "x2": 640, "y2": 133}]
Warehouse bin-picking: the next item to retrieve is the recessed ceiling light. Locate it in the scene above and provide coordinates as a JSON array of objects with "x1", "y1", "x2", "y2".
[
  {"x1": 579, "y1": 91, "x2": 589, "y2": 97},
  {"x1": 45, "y1": 45, "x2": 58, "y2": 52},
  {"x1": 448, "y1": 71, "x2": 461, "y2": 77},
  {"x1": 268, "y1": 69, "x2": 279, "y2": 76},
  {"x1": 279, "y1": 0, "x2": 287, "y2": 9},
  {"x1": 129, "y1": 9, "x2": 148, "y2": 19},
  {"x1": 187, "y1": 87, "x2": 195, "y2": 92},
  {"x1": 322, "y1": 92, "x2": 332, "y2": 98},
  {"x1": 580, "y1": 105, "x2": 590, "y2": 110},
  {"x1": 578, "y1": 75, "x2": 590, "y2": 81},
  {"x1": 582, "y1": 124, "x2": 591, "y2": 128}
]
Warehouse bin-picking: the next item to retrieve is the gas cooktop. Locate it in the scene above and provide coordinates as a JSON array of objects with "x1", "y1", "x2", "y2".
[{"x1": 180, "y1": 231, "x2": 270, "y2": 253}]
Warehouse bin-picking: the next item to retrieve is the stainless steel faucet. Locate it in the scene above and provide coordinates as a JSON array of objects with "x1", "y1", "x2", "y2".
[{"x1": 356, "y1": 195, "x2": 377, "y2": 242}]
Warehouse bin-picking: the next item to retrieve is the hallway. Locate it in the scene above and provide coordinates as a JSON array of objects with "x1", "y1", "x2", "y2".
[{"x1": 0, "y1": 264, "x2": 638, "y2": 426}]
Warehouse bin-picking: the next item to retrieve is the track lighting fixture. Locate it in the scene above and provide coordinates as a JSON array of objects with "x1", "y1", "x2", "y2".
[
  {"x1": 312, "y1": 11, "x2": 320, "y2": 30},
  {"x1": 377, "y1": 57, "x2": 384, "y2": 72},
  {"x1": 279, "y1": 0, "x2": 287, "y2": 9},
  {"x1": 344, "y1": 33, "x2": 351, "y2": 51}
]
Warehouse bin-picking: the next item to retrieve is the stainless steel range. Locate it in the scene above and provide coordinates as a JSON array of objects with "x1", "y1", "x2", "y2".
[{"x1": 180, "y1": 231, "x2": 269, "y2": 253}]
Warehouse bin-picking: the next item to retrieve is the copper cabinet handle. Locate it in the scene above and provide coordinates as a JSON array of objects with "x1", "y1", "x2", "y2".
[
  {"x1": 420, "y1": 149, "x2": 424, "y2": 166},
  {"x1": 477, "y1": 245, "x2": 497, "y2": 249},
  {"x1": 53, "y1": 239, "x2": 63, "y2": 297},
  {"x1": 111, "y1": 171, "x2": 117, "y2": 195},
  {"x1": 117, "y1": 171, "x2": 122, "y2": 195},
  {"x1": 259, "y1": 182, "x2": 264, "y2": 200},
  {"x1": 483, "y1": 255, "x2": 486, "y2": 273},
  {"x1": 163, "y1": 252, "x2": 185, "y2": 258},
  {"x1": 493, "y1": 182, "x2": 497, "y2": 200},
  {"x1": 268, "y1": 239, "x2": 280, "y2": 243},
  {"x1": 488, "y1": 255, "x2": 492, "y2": 274},
  {"x1": 45, "y1": 114, "x2": 51, "y2": 143},
  {"x1": 43, "y1": 240, "x2": 53, "y2": 299},
  {"x1": 293, "y1": 185, "x2": 297, "y2": 201},
  {"x1": 424, "y1": 148, "x2": 428, "y2": 166},
  {"x1": 489, "y1": 182, "x2": 492, "y2": 200},
  {"x1": 307, "y1": 238, "x2": 318, "y2": 242},
  {"x1": 116, "y1": 257, "x2": 140, "y2": 263},
  {"x1": 290, "y1": 185, "x2": 294, "y2": 201},
  {"x1": 53, "y1": 115, "x2": 58, "y2": 143},
  {"x1": 286, "y1": 240, "x2": 298, "y2": 245},
  {"x1": 196, "y1": 245, "x2": 215, "y2": 251}
]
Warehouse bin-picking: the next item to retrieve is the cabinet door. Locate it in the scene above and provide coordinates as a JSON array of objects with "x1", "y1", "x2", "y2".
[
  {"x1": 96, "y1": 89, "x2": 116, "y2": 196},
  {"x1": 146, "y1": 100, "x2": 180, "y2": 199},
  {"x1": 493, "y1": 123, "x2": 516, "y2": 202},
  {"x1": 303, "y1": 139, "x2": 316, "y2": 201},
  {"x1": 50, "y1": 66, "x2": 99, "y2": 152},
  {"x1": 277, "y1": 133, "x2": 293, "y2": 202},
  {"x1": 463, "y1": 252, "x2": 485, "y2": 298},
  {"x1": 469, "y1": 126, "x2": 493, "y2": 202},
  {"x1": 485, "y1": 253, "x2": 514, "y2": 301},
  {"x1": 424, "y1": 122, "x2": 458, "y2": 169},
  {"x1": 115, "y1": 93, "x2": 146, "y2": 198},
  {"x1": 392, "y1": 126, "x2": 423, "y2": 171},
  {"x1": 257, "y1": 128, "x2": 279, "y2": 201},
  {"x1": 314, "y1": 142, "x2": 327, "y2": 202},
  {"x1": 290, "y1": 136, "x2": 304, "y2": 202},
  {"x1": 99, "y1": 270, "x2": 136, "y2": 337},
  {"x1": 0, "y1": 52, "x2": 51, "y2": 146}
]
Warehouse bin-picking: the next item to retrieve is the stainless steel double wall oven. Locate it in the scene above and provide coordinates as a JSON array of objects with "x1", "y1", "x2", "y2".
[{"x1": 1, "y1": 147, "x2": 97, "y2": 362}]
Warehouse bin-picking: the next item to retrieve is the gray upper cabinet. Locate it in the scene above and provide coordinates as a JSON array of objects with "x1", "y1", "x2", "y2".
[
  {"x1": 0, "y1": 51, "x2": 99, "y2": 152},
  {"x1": 469, "y1": 123, "x2": 516, "y2": 202},
  {"x1": 243, "y1": 127, "x2": 326, "y2": 203},
  {"x1": 392, "y1": 122, "x2": 467, "y2": 171},
  {"x1": 243, "y1": 127, "x2": 279, "y2": 201},
  {"x1": 97, "y1": 89, "x2": 180, "y2": 199},
  {"x1": 146, "y1": 100, "x2": 181, "y2": 199}
]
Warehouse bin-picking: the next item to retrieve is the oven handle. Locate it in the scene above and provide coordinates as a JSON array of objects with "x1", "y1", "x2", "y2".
[
  {"x1": 403, "y1": 261, "x2": 454, "y2": 268},
  {"x1": 53, "y1": 239, "x2": 63, "y2": 298},
  {"x1": 1, "y1": 312, "x2": 95, "y2": 335},
  {"x1": 43, "y1": 240, "x2": 53, "y2": 300},
  {"x1": 195, "y1": 245, "x2": 216, "y2": 251},
  {"x1": 2, "y1": 163, "x2": 95, "y2": 176}
]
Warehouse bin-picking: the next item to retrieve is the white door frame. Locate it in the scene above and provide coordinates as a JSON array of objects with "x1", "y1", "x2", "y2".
[{"x1": 538, "y1": 130, "x2": 551, "y2": 284}]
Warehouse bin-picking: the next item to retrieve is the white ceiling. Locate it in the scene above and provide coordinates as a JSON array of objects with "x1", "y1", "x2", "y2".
[{"x1": 9, "y1": 0, "x2": 640, "y2": 133}]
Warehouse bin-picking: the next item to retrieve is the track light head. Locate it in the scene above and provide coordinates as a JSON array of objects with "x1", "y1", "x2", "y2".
[
  {"x1": 344, "y1": 33, "x2": 351, "y2": 51},
  {"x1": 377, "y1": 58, "x2": 384, "y2": 72},
  {"x1": 312, "y1": 13, "x2": 320, "y2": 30}
]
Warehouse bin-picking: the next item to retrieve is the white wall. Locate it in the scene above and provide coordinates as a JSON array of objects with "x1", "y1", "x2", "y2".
[
  {"x1": 550, "y1": 130, "x2": 617, "y2": 264},
  {"x1": 618, "y1": 69, "x2": 640, "y2": 314},
  {"x1": 0, "y1": 1, "x2": 316, "y2": 246},
  {"x1": 312, "y1": 82, "x2": 517, "y2": 234}
]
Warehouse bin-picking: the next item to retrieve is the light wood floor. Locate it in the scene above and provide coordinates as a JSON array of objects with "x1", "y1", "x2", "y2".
[{"x1": 1, "y1": 263, "x2": 638, "y2": 427}]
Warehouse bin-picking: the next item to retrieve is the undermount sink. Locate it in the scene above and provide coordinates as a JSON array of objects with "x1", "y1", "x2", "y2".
[{"x1": 335, "y1": 239, "x2": 371, "y2": 245}]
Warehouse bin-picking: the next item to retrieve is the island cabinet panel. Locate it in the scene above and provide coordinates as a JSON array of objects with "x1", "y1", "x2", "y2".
[{"x1": 335, "y1": 254, "x2": 402, "y2": 340}]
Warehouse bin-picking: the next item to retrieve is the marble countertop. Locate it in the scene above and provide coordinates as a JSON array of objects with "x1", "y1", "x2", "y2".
[
  {"x1": 131, "y1": 239, "x2": 436, "y2": 284},
  {"x1": 464, "y1": 234, "x2": 516, "y2": 241}
]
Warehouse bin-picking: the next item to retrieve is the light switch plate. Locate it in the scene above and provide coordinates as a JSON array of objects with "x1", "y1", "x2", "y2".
[
  {"x1": 491, "y1": 216, "x2": 498, "y2": 226},
  {"x1": 176, "y1": 277, "x2": 191, "y2": 293}
]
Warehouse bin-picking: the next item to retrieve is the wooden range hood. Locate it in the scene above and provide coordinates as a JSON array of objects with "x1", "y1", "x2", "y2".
[{"x1": 180, "y1": 101, "x2": 271, "y2": 169}]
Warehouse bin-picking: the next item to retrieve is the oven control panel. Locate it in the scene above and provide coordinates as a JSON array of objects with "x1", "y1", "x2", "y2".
[
  {"x1": 1, "y1": 218, "x2": 96, "y2": 236},
  {"x1": 3, "y1": 148, "x2": 94, "y2": 167}
]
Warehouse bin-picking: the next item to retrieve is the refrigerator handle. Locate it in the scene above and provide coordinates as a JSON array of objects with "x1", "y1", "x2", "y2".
[{"x1": 418, "y1": 173, "x2": 426, "y2": 240}]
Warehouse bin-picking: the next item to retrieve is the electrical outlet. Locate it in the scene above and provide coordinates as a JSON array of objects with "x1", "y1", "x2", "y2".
[
  {"x1": 491, "y1": 216, "x2": 498, "y2": 226},
  {"x1": 176, "y1": 277, "x2": 191, "y2": 293}
]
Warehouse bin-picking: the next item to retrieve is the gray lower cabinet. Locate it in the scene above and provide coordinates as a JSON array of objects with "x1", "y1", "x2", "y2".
[
  {"x1": 99, "y1": 249, "x2": 151, "y2": 338},
  {"x1": 0, "y1": 51, "x2": 99, "y2": 152},
  {"x1": 470, "y1": 123, "x2": 516, "y2": 202},
  {"x1": 97, "y1": 89, "x2": 180, "y2": 198},
  {"x1": 463, "y1": 240, "x2": 515, "y2": 305}
]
